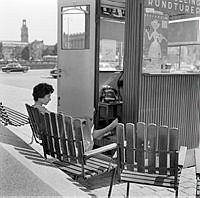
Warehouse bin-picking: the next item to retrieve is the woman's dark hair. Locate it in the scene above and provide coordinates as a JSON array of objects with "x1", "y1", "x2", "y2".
[{"x1": 32, "y1": 83, "x2": 54, "y2": 101}]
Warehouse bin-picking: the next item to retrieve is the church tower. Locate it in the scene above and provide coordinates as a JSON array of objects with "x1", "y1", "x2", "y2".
[{"x1": 21, "y1": 19, "x2": 29, "y2": 42}]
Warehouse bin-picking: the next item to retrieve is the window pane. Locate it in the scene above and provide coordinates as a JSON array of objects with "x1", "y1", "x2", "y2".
[
  {"x1": 99, "y1": 39, "x2": 124, "y2": 71},
  {"x1": 61, "y1": 6, "x2": 90, "y2": 49}
]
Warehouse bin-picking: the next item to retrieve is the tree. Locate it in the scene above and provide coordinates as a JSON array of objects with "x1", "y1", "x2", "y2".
[
  {"x1": 0, "y1": 42, "x2": 3, "y2": 59},
  {"x1": 53, "y1": 43, "x2": 57, "y2": 55},
  {"x1": 42, "y1": 48, "x2": 49, "y2": 57},
  {"x1": 21, "y1": 46, "x2": 30, "y2": 60}
]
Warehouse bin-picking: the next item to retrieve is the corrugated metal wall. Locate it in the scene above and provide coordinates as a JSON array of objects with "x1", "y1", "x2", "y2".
[
  {"x1": 122, "y1": 0, "x2": 199, "y2": 149},
  {"x1": 123, "y1": 0, "x2": 144, "y2": 123},
  {"x1": 139, "y1": 74, "x2": 200, "y2": 149}
]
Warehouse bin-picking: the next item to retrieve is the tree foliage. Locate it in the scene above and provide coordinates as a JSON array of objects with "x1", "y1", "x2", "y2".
[
  {"x1": 0, "y1": 42, "x2": 3, "y2": 59},
  {"x1": 21, "y1": 46, "x2": 30, "y2": 60}
]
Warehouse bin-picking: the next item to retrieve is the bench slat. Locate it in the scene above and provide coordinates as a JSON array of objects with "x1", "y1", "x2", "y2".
[
  {"x1": 117, "y1": 123, "x2": 125, "y2": 172},
  {"x1": 57, "y1": 113, "x2": 69, "y2": 161},
  {"x1": 169, "y1": 128, "x2": 179, "y2": 175},
  {"x1": 44, "y1": 112, "x2": 55, "y2": 157},
  {"x1": 126, "y1": 123, "x2": 135, "y2": 171},
  {"x1": 136, "y1": 122, "x2": 145, "y2": 172},
  {"x1": 64, "y1": 115, "x2": 77, "y2": 163},
  {"x1": 121, "y1": 174, "x2": 175, "y2": 188},
  {"x1": 158, "y1": 125, "x2": 168, "y2": 175},
  {"x1": 50, "y1": 112, "x2": 62, "y2": 160},
  {"x1": 147, "y1": 124, "x2": 157, "y2": 174},
  {"x1": 73, "y1": 119, "x2": 84, "y2": 164}
]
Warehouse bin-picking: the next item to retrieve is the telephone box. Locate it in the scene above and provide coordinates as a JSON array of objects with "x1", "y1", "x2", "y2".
[{"x1": 57, "y1": 0, "x2": 125, "y2": 121}]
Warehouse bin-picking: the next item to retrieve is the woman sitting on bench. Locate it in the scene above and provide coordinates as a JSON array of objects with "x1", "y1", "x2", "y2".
[{"x1": 32, "y1": 83, "x2": 118, "y2": 151}]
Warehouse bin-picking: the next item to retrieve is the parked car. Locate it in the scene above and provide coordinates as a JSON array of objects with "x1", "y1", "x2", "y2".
[
  {"x1": 2, "y1": 63, "x2": 29, "y2": 73},
  {"x1": 50, "y1": 66, "x2": 58, "y2": 78}
]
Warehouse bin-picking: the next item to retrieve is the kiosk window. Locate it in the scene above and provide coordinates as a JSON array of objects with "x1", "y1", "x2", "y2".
[
  {"x1": 61, "y1": 5, "x2": 90, "y2": 49},
  {"x1": 143, "y1": 3, "x2": 200, "y2": 74},
  {"x1": 100, "y1": 39, "x2": 124, "y2": 71}
]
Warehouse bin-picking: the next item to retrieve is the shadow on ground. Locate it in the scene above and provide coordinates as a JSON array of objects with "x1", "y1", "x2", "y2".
[{"x1": 0, "y1": 124, "x2": 55, "y2": 167}]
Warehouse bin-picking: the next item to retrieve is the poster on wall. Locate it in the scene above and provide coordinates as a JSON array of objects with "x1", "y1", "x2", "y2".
[{"x1": 143, "y1": 10, "x2": 169, "y2": 73}]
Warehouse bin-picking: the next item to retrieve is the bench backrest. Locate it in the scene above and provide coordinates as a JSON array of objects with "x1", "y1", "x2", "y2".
[
  {"x1": 42, "y1": 111, "x2": 85, "y2": 164},
  {"x1": 117, "y1": 122, "x2": 179, "y2": 176},
  {"x1": 25, "y1": 104, "x2": 45, "y2": 139}
]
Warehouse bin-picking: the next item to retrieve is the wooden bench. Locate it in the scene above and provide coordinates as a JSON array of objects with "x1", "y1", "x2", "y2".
[
  {"x1": 195, "y1": 148, "x2": 200, "y2": 197},
  {"x1": 0, "y1": 102, "x2": 29, "y2": 126},
  {"x1": 26, "y1": 105, "x2": 118, "y2": 197},
  {"x1": 109, "y1": 122, "x2": 187, "y2": 198}
]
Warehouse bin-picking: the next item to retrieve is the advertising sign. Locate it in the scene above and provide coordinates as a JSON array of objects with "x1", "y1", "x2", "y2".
[
  {"x1": 145, "y1": 0, "x2": 200, "y2": 19},
  {"x1": 143, "y1": 10, "x2": 169, "y2": 72}
]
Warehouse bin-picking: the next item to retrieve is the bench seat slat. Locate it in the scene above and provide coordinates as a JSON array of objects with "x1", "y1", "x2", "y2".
[
  {"x1": 121, "y1": 176, "x2": 175, "y2": 188},
  {"x1": 87, "y1": 155, "x2": 115, "y2": 166},
  {"x1": 121, "y1": 170, "x2": 175, "y2": 185},
  {"x1": 55, "y1": 158, "x2": 109, "y2": 173},
  {"x1": 53, "y1": 156, "x2": 113, "y2": 177},
  {"x1": 121, "y1": 169, "x2": 175, "y2": 179},
  {"x1": 55, "y1": 162, "x2": 96, "y2": 175}
]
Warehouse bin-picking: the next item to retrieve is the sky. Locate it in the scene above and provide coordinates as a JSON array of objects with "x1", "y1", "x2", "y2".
[{"x1": 0, "y1": 0, "x2": 57, "y2": 45}]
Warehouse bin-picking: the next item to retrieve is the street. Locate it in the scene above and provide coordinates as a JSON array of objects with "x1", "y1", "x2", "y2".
[{"x1": 0, "y1": 69, "x2": 57, "y2": 114}]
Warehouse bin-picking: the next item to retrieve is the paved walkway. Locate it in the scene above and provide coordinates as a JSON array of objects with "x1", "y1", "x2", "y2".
[
  {"x1": 0, "y1": 124, "x2": 90, "y2": 197},
  {"x1": 4, "y1": 123, "x2": 197, "y2": 198}
]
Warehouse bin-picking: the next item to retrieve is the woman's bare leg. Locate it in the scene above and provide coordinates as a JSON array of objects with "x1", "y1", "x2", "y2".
[{"x1": 93, "y1": 118, "x2": 118, "y2": 139}]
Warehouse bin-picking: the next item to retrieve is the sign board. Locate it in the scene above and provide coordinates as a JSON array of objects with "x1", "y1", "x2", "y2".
[
  {"x1": 143, "y1": 10, "x2": 169, "y2": 72},
  {"x1": 145, "y1": 0, "x2": 200, "y2": 19}
]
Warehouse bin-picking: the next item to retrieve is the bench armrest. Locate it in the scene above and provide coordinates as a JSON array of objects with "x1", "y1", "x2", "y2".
[
  {"x1": 84, "y1": 143, "x2": 117, "y2": 158},
  {"x1": 178, "y1": 146, "x2": 187, "y2": 167},
  {"x1": 195, "y1": 148, "x2": 200, "y2": 175}
]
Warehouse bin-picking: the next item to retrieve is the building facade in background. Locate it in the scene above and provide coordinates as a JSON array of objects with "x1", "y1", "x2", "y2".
[
  {"x1": 1, "y1": 41, "x2": 28, "y2": 60},
  {"x1": 0, "y1": 19, "x2": 53, "y2": 61}
]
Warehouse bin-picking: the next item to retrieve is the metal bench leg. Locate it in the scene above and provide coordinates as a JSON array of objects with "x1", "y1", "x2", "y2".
[
  {"x1": 108, "y1": 167, "x2": 116, "y2": 198},
  {"x1": 175, "y1": 187, "x2": 178, "y2": 198},
  {"x1": 126, "y1": 182, "x2": 130, "y2": 198}
]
